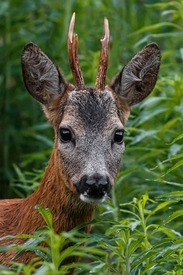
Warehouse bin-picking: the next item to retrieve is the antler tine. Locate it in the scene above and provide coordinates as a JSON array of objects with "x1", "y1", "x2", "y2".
[
  {"x1": 68, "y1": 13, "x2": 85, "y2": 90},
  {"x1": 95, "y1": 17, "x2": 110, "y2": 91}
]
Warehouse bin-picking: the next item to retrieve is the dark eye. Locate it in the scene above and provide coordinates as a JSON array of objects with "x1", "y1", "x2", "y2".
[
  {"x1": 59, "y1": 128, "x2": 72, "y2": 143},
  {"x1": 113, "y1": 129, "x2": 125, "y2": 144}
]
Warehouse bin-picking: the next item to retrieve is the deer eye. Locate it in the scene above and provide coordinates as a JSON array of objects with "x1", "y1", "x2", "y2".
[
  {"x1": 113, "y1": 129, "x2": 125, "y2": 144},
  {"x1": 59, "y1": 128, "x2": 72, "y2": 143}
]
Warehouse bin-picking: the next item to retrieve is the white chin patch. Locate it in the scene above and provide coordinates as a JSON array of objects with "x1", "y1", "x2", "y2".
[{"x1": 80, "y1": 194, "x2": 107, "y2": 204}]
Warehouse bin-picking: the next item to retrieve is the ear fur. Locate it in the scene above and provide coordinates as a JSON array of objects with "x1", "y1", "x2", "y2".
[
  {"x1": 110, "y1": 43, "x2": 161, "y2": 106},
  {"x1": 21, "y1": 43, "x2": 68, "y2": 105}
]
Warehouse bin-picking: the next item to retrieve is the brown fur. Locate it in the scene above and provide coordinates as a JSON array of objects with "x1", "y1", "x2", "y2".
[
  {"x1": 0, "y1": 148, "x2": 95, "y2": 267},
  {"x1": 0, "y1": 16, "x2": 160, "y2": 274}
]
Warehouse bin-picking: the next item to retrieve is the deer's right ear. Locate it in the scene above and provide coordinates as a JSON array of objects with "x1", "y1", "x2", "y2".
[
  {"x1": 110, "y1": 43, "x2": 161, "y2": 106},
  {"x1": 21, "y1": 43, "x2": 69, "y2": 105}
]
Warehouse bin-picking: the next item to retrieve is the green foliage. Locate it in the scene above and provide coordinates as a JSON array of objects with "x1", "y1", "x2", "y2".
[
  {"x1": 1, "y1": 194, "x2": 183, "y2": 274},
  {"x1": 83, "y1": 194, "x2": 183, "y2": 274},
  {"x1": 0, "y1": 0, "x2": 183, "y2": 274},
  {"x1": 0, "y1": 206, "x2": 104, "y2": 275}
]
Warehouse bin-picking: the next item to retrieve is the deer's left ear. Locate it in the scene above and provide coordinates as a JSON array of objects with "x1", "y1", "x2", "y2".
[{"x1": 110, "y1": 43, "x2": 161, "y2": 106}]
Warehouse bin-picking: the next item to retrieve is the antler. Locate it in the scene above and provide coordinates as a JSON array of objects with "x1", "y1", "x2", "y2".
[
  {"x1": 95, "y1": 18, "x2": 110, "y2": 91},
  {"x1": 68, "y1": 13, "x2": 85, "y2": 90}
]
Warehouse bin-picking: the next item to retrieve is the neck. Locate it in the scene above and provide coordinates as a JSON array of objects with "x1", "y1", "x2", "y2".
[{"x1": 26, "y1": 148, "x2": 95, "y2": 233}]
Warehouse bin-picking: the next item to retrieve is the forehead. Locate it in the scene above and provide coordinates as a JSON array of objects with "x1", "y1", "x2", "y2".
[{"x1": 63, "y1": 88, "x2": 121, "y2": 129}]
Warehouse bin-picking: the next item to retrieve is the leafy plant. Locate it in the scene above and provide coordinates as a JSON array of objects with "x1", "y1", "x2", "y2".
[{"x1": 0, "y1": 206, "x2": 104, "y2": 275}]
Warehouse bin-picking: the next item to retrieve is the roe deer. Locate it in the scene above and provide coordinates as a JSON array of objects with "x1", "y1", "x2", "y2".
[{"x1": 0, "y1": 13, "x2": 161, "y2": 269}]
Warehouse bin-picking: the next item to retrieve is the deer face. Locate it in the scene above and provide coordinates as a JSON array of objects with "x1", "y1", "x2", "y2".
[
  {"x1": 57, "y1": 88, "x2": 128, "y2": 203},
  {"x1": 21, "y1": 13, "x2": 161, "y2": 204}
]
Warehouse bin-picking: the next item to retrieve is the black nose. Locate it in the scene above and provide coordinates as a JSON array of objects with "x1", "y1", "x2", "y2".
[
  {"x1": 86, "y1": 174, "x2": 108, "y2": 186},
  {"x1": 76, "y1": 173, "x2": 112, "y2": 201}
]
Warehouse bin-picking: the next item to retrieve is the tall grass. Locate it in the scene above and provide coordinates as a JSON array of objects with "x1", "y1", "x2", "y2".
[{"x1": 0, "y1": 0, "x2": 183, "y2": 274}]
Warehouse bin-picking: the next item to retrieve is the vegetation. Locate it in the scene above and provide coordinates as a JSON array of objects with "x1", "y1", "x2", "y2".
[{"x1": 0, "y1": 0, "x2": 183, "y2": 274}]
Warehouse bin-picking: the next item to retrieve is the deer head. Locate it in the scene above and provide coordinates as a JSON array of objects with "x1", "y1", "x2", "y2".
[{"x1": 21, "y1": 13, "x2": 161, "y2": 204}]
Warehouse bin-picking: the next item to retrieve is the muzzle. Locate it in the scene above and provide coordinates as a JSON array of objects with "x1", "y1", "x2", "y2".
[{"x1": 75, "y1": 173, "x2": 112, "y2": 203}]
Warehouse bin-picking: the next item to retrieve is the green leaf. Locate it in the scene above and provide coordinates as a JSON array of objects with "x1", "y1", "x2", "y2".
[
  {"x1": 36, "y1": 205, "x2": 53, "y2": 229},
  {"x1": 149, "y1": 201, "x2": 170, "y2": 217},
  {"x1": 159, "y1": 191, "x2": 183, "y2": 201},
  {"x1": 160, "y1": 210, "x2": 183, "y2": 227},
  {"x1": 169, "y1": 134, "x2": 183, "y2": 144},
  {"x1": 154, "y1": 243, "x2": 183, "y2": 260},
  {"x1": 164, "y1": 159, "x2": 183, "y2": 175}
]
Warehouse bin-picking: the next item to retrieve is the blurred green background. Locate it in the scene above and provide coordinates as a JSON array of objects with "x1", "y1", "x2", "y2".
[{"x1": 0, "y1": 0, "x2": 182, "y2": 205}]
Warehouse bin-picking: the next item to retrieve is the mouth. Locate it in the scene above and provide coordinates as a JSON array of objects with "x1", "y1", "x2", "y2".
[
  {"x1": 79, "y1": 192, "x2": 108, "y2": 204},
  {"x1": 75, "y1": 174, "x2": 112, "y2": 204}
]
